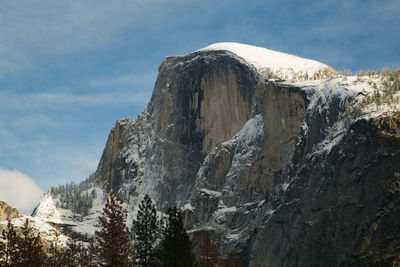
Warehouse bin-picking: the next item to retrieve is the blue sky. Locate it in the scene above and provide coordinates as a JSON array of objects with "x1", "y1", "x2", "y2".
[{"x1": 0, "y1": 0, "x2": 399, "y2": 211}]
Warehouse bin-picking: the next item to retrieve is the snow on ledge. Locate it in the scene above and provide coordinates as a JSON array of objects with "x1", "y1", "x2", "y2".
[
  {"x1": 182, "y1": 203, "x2": 194, "y2": 211},
  {"x1": 200, "y1": 188, "x2": 222, "y2": 198}
]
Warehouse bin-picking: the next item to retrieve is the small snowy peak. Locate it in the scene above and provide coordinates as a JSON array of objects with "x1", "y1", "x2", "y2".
[
  {"x1": 32, "y1": 193, "x2": 63, "y2": 224},
  {"x1": 32, "y1": 192, "x2": 81, "y2": 228},
  {"x1": 198, "y1": 42, "x2": 336, "y2": 81}
]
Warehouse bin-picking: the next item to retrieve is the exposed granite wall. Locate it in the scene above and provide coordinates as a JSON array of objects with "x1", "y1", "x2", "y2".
[{"x1": 0, "y1": 201, "x2": 20, "y2": 221}]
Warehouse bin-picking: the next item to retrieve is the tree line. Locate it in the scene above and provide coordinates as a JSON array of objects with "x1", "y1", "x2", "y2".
[
  {"x1": 49, "y1": 173, "x2": 96, "y2": 216},
  {"x1": 335, "y1": 67, "x2": 400, "y2": 122},
  {"x1": 0, "y1": 192, "x2": 242, "y2": 266}
]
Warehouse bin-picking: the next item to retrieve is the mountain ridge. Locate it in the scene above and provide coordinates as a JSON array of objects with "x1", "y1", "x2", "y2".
[{"x1": 8, "y1": 43, "x2": 400, "y2": 266}]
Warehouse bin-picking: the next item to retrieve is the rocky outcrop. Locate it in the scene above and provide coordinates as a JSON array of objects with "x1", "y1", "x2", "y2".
[
  {"x1": 0, "y1": 201, "x2": 21, "y2": 221},
  {"x1": 249, "y1": 112, "x2": 400, "y2": 266},
  {"x1": 146, "y1": 51, "x2": 261, "y2": 209}
]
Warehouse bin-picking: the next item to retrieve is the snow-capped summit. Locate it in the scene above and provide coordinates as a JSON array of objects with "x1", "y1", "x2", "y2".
[
  {"x1": 31, "y1": 193, "x2": 63, "y2": 224},
  {"x1": 198, "y1": 42, "x2": 336, "y2": 80}
]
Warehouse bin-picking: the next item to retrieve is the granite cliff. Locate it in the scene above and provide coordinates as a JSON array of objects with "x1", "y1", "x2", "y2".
[
  {"x1": 0, "y1": 201, "x2": 20, "y2": 221},
  {"x1": 32, "y1": 43, "x2": 400, "y2": 266}
]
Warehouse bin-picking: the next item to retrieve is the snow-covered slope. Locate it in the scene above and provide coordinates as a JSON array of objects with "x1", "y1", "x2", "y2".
[
  {"x1": 32, "y1": 183, "x2": 110, "y2": 238},
  {"x1": 0, "y1": 213, "x2": 69, "y2": 247},
  {"x1": 198, "y1": 42, "x2": 336, "y2": 80}
]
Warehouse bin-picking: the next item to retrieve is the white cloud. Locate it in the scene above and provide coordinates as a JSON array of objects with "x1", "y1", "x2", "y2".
[{"x1": 0, "y1": 169, "x2": 43, "y2": 213}]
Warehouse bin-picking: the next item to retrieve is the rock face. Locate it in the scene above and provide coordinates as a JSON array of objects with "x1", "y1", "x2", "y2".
[
  {"x1": 95, "y1": 49, "x2": 308, "y2": 210},
  {"x1": 34, "y1": 43, "x2": 400, "y2": 266},
  {"x1": 248, "y1": 112, "x2": 400, "y2": 266},
  {"x1": 0, "y1": 201, "x2": 20, "y2": 221}
]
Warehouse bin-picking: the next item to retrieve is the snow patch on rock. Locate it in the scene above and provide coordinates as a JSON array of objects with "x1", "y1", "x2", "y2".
[{"x1": 198, "y1": 42, "x2": 336, "y2": 81}]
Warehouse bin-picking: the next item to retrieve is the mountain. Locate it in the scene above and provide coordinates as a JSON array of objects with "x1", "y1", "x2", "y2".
[
  {"x1": 0, "y1": 198, "x2": 69, "y2": 247},
  {"x1": 0, "y1": 201, "x2": 21, "y2": 221},
  {"x1": 31, "y1": 42, "x2": 400, "y2": 266}
]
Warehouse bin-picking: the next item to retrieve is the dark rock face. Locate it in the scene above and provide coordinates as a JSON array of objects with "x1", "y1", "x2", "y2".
[
  {"x1": 92, "y1": 49, "x2": 400, "y2": 266},
  {"x1": 150, "y1": 51, "x2": 257, "y2": 152},
  {"x1": 249, "y1": 113, "x2": 400, "y2": 266}
]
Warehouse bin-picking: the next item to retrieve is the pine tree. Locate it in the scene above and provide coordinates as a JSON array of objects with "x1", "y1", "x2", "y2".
[
  {"x1": 62, "y1": 237, "x2": 96, "y2": 267},
  {"x1": 131, "y1": 194, "x2": 160, "y2": 266},
  {"x1": 2, "y1": 220, "x2": 20, "y2": 266},
  {"x1": 160, "y1": 207, "x2": 196, "y2": 267},
  {"x1": 95, "y1": 191, "x2": 132, "y2": 267},
  {"x1": 17, "y1": 218, "x2": 45, "y2": 267},
  {"x1": 0, "y1": 238, "x2": 4, "y2": 263},
  {"x1": 80, "y1": 237, "x2": 100, "y2": 267},
  {"x1": 77, "y1": 246, "x2": 92, "y2": 267},
  {"x1": 60, "y1": 235, "x2": 83, "y2": 267},
  {"x1": 198, "y1": 231, "x2": 220, "y2": 267},
  {"x1": 46, "y1": 231, "x2": 65, "y2": 266}
]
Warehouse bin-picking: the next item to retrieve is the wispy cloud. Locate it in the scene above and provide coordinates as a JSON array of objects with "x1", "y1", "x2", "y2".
[
  {"x1": 87, "y1": 72, "x2": 157, "y2": 89},
  {"x1": 0, "y1": 0, "x2": 189, "y2": 78},
  {"x1": 0, "y1": 90, "x2": 152, "y2": 110},
  {"x1": 12, "y1": 114, "x2": 61, "y2": 131}
]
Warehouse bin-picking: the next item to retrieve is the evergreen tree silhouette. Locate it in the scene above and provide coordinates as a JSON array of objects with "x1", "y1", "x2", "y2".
[
  {"x1": 0, "y1": 237, "x2": 4, "y2": 263},
  {"x1": 17, "y1": 219, "x2": 45, "y2": 267},
  {"x1": 45, "y1": 231, "x2": 64, "y2": 266},
  {"x1": 95, "y1": 190, "x2": 132, "y2": 267},
  {"x1": 132, "y1": 194, "x2": 160, "y2": 266},
  {"x1": 1, "y1": 220, "x2": 19, "y2": 266},
  {"x1": 160, "y1": 207, "x2": 196, "y2": 267}
]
